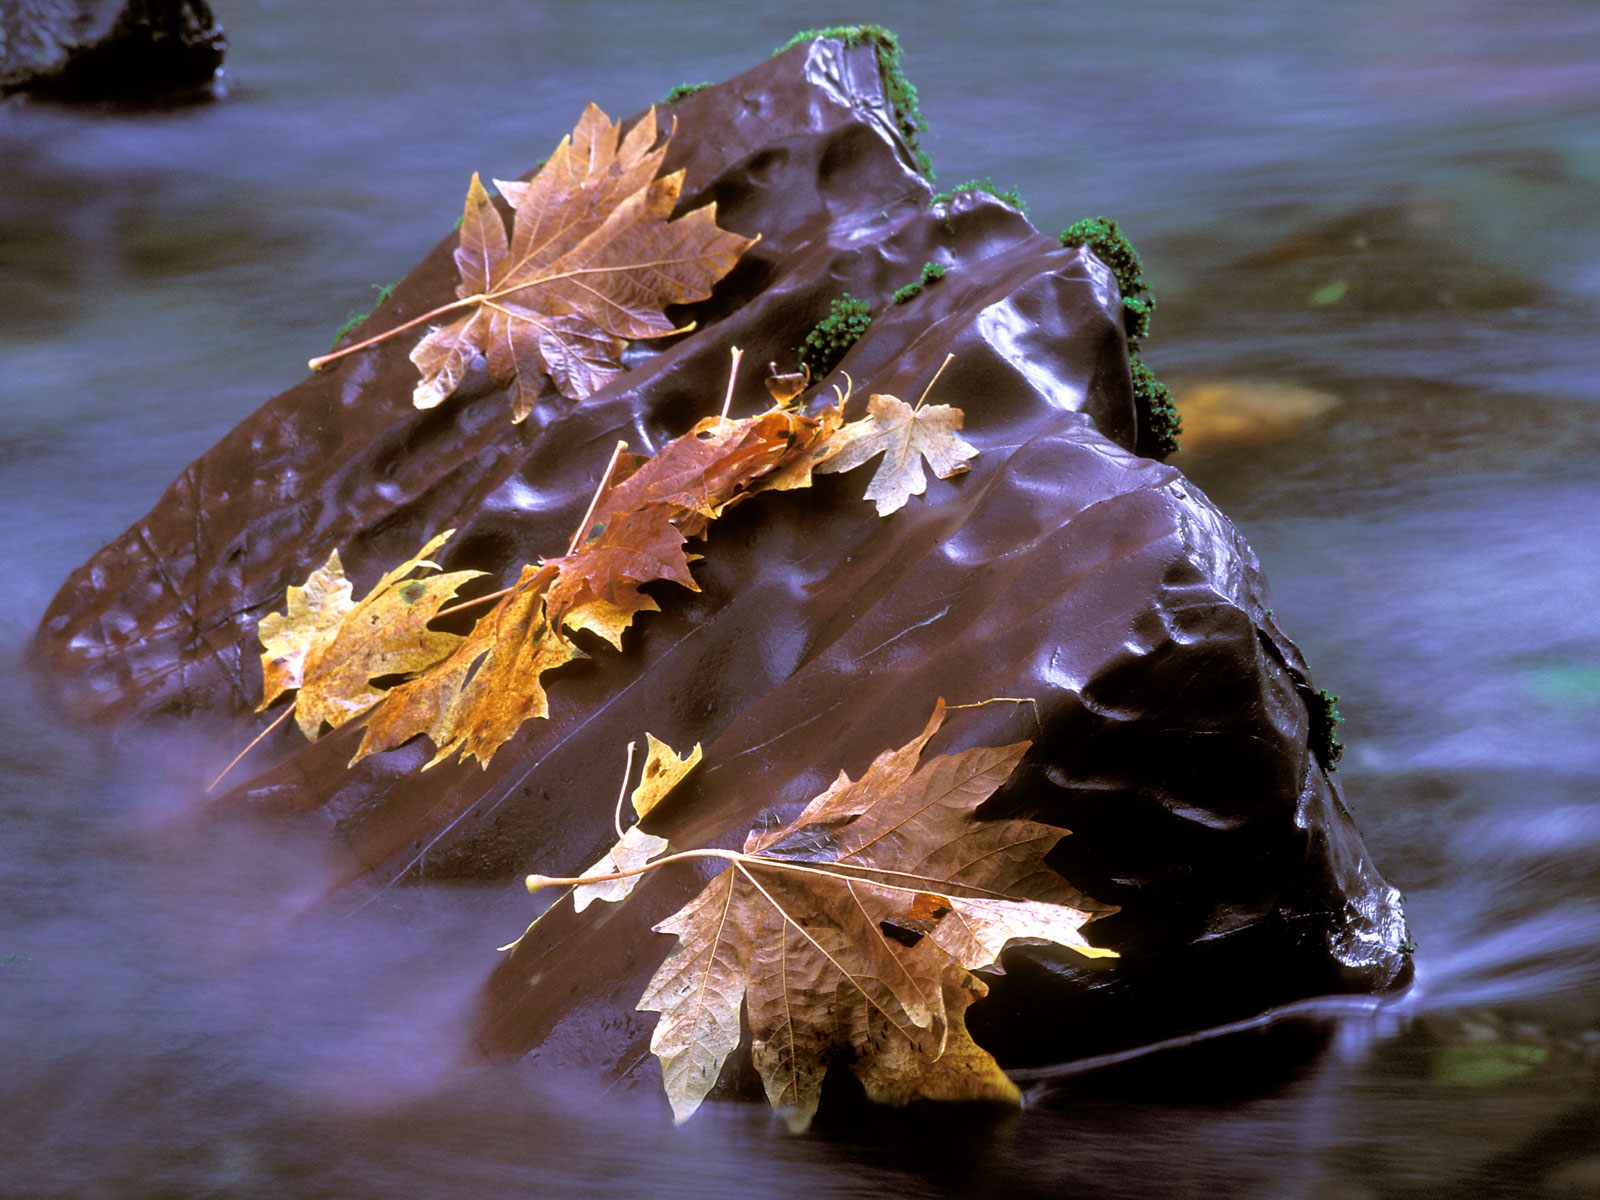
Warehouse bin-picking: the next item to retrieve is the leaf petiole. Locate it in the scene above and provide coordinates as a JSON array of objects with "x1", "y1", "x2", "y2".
[{"x1": 206, "y1": 704, "x2": 295, "y2": 794}]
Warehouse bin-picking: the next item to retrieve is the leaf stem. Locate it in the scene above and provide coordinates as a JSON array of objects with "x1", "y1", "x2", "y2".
[
  {"x1": 525, "y1": 844, "x2": 1063, "y2": 908},
  {"x1": 206, "y1": 704, "x2": 294, "y2": 794},
  {"x1": 720, "y1": 345, "x2": 743, "y2": 424},
  {"x1": 526, "y1": 846, "x2": 741, "y2": 891},
  {"x1": 307, "y1": 293, "x2": 484, "y2": 371},
  {"x1": 434, "y1": 585, "x2": 515, "y2": 619},
  {"x1": 914, "y1": 352, "x2": 956, "y2": 411},
  {"x1": 568, "y1": 439, "x2": 630, "y2": 555},
  {"x1": 613, "y1": 739, "x2": 637, "y2": 839}
]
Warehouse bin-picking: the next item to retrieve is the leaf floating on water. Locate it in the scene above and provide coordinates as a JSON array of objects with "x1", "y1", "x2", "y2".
[{"x1": 635, "y1": 700, "x2": 1115, "y2": 1130}]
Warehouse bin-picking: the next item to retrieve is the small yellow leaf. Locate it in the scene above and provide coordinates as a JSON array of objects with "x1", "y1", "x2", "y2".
[
  {"x1": 631, "y1": 733, "x2": 702, "y2": 819},
  {"x1": 764, "y1": 362, "x2": 810, "y2": 406}
]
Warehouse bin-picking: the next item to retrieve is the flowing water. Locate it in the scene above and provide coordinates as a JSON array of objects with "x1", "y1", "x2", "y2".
[{"x1": 2, "y1": 2, "x2": 1598, "y2": 1196}]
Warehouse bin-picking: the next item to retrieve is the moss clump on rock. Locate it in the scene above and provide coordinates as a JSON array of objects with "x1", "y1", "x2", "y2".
[
  {"x1": 1130, "y1": 357, "x2": 1182, "y2": 460},
  {"x1": 1062, "y1": 216, "x2": 1179, "y2": 457},
  {"x1": 774, "y1": 25, "x2": 931, "y2": 177},
  {"x1": 1308, "y1": 688, "x2": 1346, "y2": 770},
  {"x1": 1059, "y1": 216, "x2": 1156, "y2": 349},
  {"x1": 930, "y1": 178, "x2": 1027, "y2": 214},
  {"x1": 797, "y1": 294, "x2": 872, "y2": 378},
  {"x1": 661, "y1": 81, "x2": 711, "y2": 104},
  {"x1": 892, "y1": 261, "x2": 946, "y2": 305}
]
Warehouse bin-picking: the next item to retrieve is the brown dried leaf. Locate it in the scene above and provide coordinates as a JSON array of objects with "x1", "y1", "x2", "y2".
[
  {"x1": 764, "y1": 362, "x2": 810, "y2": 406},
  {"x1": 256, "y1": 531, "x2": 484, "y2": 740},
  {"x1": 413, "y1": 104, "x2": 755, "y2": 420},
  {"x1": 544, "y1": 405, "x2": 840, "y2": 641},
  {"x1": 815, "y1": 393, "x2": 979, "y2": 516},
  {"x1": 638, "y1": 702, "x2": 1116, "y2": 1130}
]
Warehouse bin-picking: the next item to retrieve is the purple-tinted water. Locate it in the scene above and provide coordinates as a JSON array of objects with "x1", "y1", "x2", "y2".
[{"x1": 3, "y1": 3, "x2": 1598, "y2": 1196}]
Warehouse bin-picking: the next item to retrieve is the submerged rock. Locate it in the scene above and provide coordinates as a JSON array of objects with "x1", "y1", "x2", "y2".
[
  {"x1": 31, "y1": 33, "x2": 1410, "y2": 1088},
  {"x1": 0, "y1": 0, "x2": 225, "y2": 102}
]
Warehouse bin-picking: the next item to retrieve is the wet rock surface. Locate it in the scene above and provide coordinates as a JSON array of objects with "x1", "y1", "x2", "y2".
[
  {"x1": 0, "y1": 0, "x2": 225, "y2": 101},
  {"x1": 32, "y1": 37, "x2": 1410, "y2": 1081}
]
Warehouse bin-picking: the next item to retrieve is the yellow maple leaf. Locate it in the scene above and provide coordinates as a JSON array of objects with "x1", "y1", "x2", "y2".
[
  {"x1": 351, "y1": 565, "x2": 581, "y2": 770},
  {"x1": 256, "y1": 531, "x2": 484, "y2": 740},
  {"x1": 630, "y1": 733, "x2": 703, "y2": 820}
]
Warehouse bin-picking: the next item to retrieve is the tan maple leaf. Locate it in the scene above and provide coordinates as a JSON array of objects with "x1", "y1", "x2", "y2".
[
  {"x1": 633, "y1": 701, "x2": 1116, "y2": 1130},
  {"x1": 815, "y1": 392, "x2": 979, "y2": 517},
  {"x1": 256, "y1": 531, "x2": 485, "y2": 740},
  {"x1": 410, "y1": 104, "x2": 755, "y2": 420},
  {"x1": 572, "y1": 826, "x2": 671, "y2": 913}
]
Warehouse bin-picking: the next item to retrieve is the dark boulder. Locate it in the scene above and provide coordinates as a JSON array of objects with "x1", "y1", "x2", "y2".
[
  {"x1": 31, "y1": 33, "x2": 1410, "y2": 1088},
  {"x1": 0, "y1": 0, "x2": 225, "y2": 102}
]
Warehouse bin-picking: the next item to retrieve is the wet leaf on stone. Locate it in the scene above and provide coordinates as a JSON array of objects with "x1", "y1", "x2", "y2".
[
  {"x1": 256, "y1": 531, "x2": 485, "y2": 740},
  {"x1": 637, "y1": 701, "x2": 1116, "y2": 1130},
  {"x1": 413, "y1": 104, "x2": 755, "y2": 420},
  {"x1": 816, "y1": 392, "x2": 978, "y2": 516},
  {"x1": 632, "y1": 734, "x2": 703, "y2": 820}
]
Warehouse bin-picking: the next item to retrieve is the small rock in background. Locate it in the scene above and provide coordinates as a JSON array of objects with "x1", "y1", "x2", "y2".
[
  {"x1": 1171, "y1": 378, "x2": 1340, "y2": 451},
  {"x1": 0, "y1": 0, "x2": 226, "y2": 103}
]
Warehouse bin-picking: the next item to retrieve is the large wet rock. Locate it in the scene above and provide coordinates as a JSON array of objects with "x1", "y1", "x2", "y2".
[
  {"x1": 0, "y1": 0, "x2": 225, "y2": 101},
  {"x1": 32, "y1": 35, "x2": 1410, "y2": 1082}
]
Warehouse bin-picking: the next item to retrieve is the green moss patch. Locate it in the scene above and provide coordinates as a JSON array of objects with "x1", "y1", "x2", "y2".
[
  {"x1": 892, "y1": 261, "x2": 946, "y2": 305},
  {"x1": 930, "y1": 178, "x2": 1026, "y2": 214},
  {"x1": 797, "y1": 294, "x2": 872, "y2": 377},
  {"x1": 662, "y1": 81, "x2": 711, "y2": 104},
  {"x1": 1308, "y1": 687, "x2": 1346, "y2": 770},
  {"x1": 1128, "y1": 358, "x2": 1181, "y2": 460},
  {"x1": 331, "y1": 281, "x2": 399, "y2": 348},
  {"x1": 1060, "y1": 216, "x2": 1157, "y2": 348}
]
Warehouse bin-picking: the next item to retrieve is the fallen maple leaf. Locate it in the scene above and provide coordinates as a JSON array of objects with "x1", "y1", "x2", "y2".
[
  {"x1": 309, "y1": 104, "x2": 755, "y2": 421},
  {"x1": 256, "y1": 530, "x2": 484, "y2": 740},
  {"x1": 595, "y1": 701, "x2": 1116, "y2": 1130},
  {"x1": 543, "y1": 405, "x2": 841, "y2": 637},
  {"x1": 815, "y1": 391, "x2": 978, "y2": 517},
  {"x1": 352, "y1": 564, "x2": 580, "y2": 769},
  {"x1": 347, "y1": 396, "x2": 844, "y2": 770}
]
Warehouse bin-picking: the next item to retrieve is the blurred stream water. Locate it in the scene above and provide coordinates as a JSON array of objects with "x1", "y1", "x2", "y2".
[{"x1": 2, "y1": 3, "x2": 1598, "y2": 1196}]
